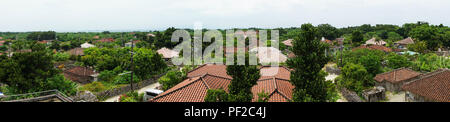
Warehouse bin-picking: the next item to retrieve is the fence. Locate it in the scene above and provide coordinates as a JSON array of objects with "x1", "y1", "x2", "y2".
[{"x1": 94, "y1": 72, "x2": 167, "y2": 100}]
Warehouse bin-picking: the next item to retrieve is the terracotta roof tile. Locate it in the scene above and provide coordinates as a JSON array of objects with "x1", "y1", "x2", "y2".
[
  {"x1": 67, "y1": 48, "x2": 84, "y2": 56},
  {"x1": 374, "y1": 68, "x2": 422, "y2": 83},
  {"x1": 157, "y1": 47, "x2": 179, "y2": 59},
  {"x1": 395, "y1": 37, "x2": 414, "y2": 45},
  {"x1": 282, "y1": 39, "x2": 293, "y2": 47},
  {"x1": 353, "y1": 45, "x2": 393, "y2": 52},
  {"x1": 402, "y1": 69, "x2": 450, "y2": 102},
  {"x1": 151, "y1": 64, "x2": 294, "y2": 102}
]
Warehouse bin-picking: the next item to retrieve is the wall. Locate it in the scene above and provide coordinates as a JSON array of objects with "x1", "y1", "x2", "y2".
[{"x1": 94, "y1": 73, "x2": 166, "y2": 100}]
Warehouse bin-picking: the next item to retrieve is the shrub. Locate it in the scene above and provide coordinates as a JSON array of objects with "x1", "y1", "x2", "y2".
[
  {"x1": 98, "y1": 70, "x2": 117, "y2": 82},
  {"x1": 80, "y1": 81, "x2": 106, "y2": 92},
  {"x1": 119, "y1": 91, "x2": 143, "y2": 102},
  {"x1": 114, "y1": 71, "x2": 141, "y2": 84},
  {"x1": 53, "y1": 52, "x2": 70, "y2": 62},
  {"x1": 46, "y1": 74, "x2": 78, "y2": 96},
  {"x1": 158, "y1": 70, "x2": 185, "y2": 91}
]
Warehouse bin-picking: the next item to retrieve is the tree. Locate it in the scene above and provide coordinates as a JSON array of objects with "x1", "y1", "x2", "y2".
[
  {"x1": 204, "y1": 89, "x2": 231, "y2": 102},
  {"x1": 338, "y1": 63, "x2": 373, "y2": 93},
  {"x1": 0, "y1": 43, "x2": 59, "y2": 94},
  {"x1": 226, "y1": 53, "x2": 261, "y2": 102},
  {"x1": 351, "y1": 30, "x2": 364, "y2": 47},
  {"x1": 317, "y1": 24, "x2": 340, "y2": 40},
  {"x1": 287, "y1": 24, "x2": 330, "y2": 102},
  {"x1": 407, "y1": 41, "x2": 427, "y2": 54},
  {"x1": 158, "y1": 70, "x2": 186, "y2": 91},
  {"x1": 386, "y1": 53, "x2": 411, "y2": 69}
]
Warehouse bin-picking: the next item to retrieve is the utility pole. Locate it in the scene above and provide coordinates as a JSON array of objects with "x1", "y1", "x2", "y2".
[{"x1": 130, "y1": 37, "x2": 135, "y2": 91}]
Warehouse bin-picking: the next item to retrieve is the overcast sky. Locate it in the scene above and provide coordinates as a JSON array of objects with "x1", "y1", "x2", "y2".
[{"x1": 0, "y1": 0, "x2": 449, "y2": 32}]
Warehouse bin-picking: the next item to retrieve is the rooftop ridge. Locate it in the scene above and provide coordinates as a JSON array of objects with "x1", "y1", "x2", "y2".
[
  {"x1": 404, "y1": 69, "x2": 449, "y2": 87},
  {"x1": 151, "y1": 76, "x2": 203, "y2": 101}
]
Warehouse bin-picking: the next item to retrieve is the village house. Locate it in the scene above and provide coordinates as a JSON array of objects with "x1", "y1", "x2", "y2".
[
  {"x1": 38, "y1": 40, "x2": 53, "y2": 45},
  {"x1": 63, "y1": 66, "x2": 98, "y2": 84},
  {"x1": 67, "y1": 47, "x2": 84, "y2": 56},
  {"x1": 249, "y1": 47, "x2": 287, "y2": 64},
  {"x1": 353, "y1": 45, "x2": 393, "y2": 53},
  {"x1": 282, "y1": 39, "x2": 293, "y2": 47},
  {"x1": 402, "y1": 69, "x2": 450, "y2": 102},
  {"x1": 157, "y1": 47, "x2": 179, "y2": 61},
  {"x1": 374, "y1": 68, "x2": 422, "y2": 92},
  {"x1": 81, "y1": 42, "x2": 95, "y2": 48},
  {"x1": 96, "y1": 38, "x2": 115, "y2": 43},
  {"x1": 150, "y1": 64, "x2": 294, "y2": 102},
  {"x1": 365, "y1": 37, "x2": 386, "y2": 46},
  {"x1": 125, "y1": 40, "x2": 140, "y2": 47},
  {"x1": 394, "y1": 37, "x2": 414, "y2": 49}
]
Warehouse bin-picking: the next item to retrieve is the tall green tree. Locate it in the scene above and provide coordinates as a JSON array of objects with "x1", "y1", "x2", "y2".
[
  {"x1": 351, "y1": 30, "x2": 364, "y2": 47},
  {"x1": 317, "y1": 24, "x2": 340, "y2": 40},
  {"x1": 0, "y1": 43, "x2": 59, "y2": 94},
  {"x1": 287, "y1": 24, "x2": 330, "y2": 102},
  {"x1": 226, "y1": 53, "x2": 261, "y2": 102}
]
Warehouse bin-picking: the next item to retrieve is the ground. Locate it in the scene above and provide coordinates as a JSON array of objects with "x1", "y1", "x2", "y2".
[
  {"x1": 385, "y1": 91, "x2": 406, "y2": 102},
  {"x1": 103, "y1": 82, "x2": 161, "y2": 102}
]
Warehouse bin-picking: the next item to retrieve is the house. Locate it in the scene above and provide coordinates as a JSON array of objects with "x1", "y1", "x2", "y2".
[
  {"x1": 321, "y1": 37, "x2": 333, "y2": 45},
  {"x1": 63, "y1": 66, "x2": 98, "y2": 84},
  {"x1": 67, "y1": 47, "x2": 84, "y2": 56},
  {"x1": 282, "y1": 39, "x2": 293, "y2": 47},
  {"x1": 38, "y1": 40, "x2": 52, "y2": 45},
  {"x1": 249, "y1": 47, "x2": 287, "y2": 64},
  {"x1": 395, "y1": 37, "x2": 414, "y2": 49},
  {"x1": 81, "y1": 42, "x2": 95, "y2": 48},
  {"x1": 374, "y1": 68, "x2": 422, "y2": 92},
  {"x1": 353, "y1": 45, "x2": 393, "y2": 53},
  {"x1": 93, "y1": 36, "x2": 100, "y2": 39},
  {"x1": 157, "y1": 47, "x2": 179, "y2": 61},
  {"x1": 365, "y1": 37, "x2": 386, "y2": 46},
  {"x1": 125, "y1": 40, "x2": 141, "y2": 47},
  {"x1": 150, "y1": 64, "x2": 294, "y2": 102},
  {"x1": 362, "y1": 86, "x2": 385, "y2": 102},
  {"x1": 96, "y1": 38, "x2": 115, "y2": 43},
  {"x1": 147, "y1": 33, "x2": 156, "y2": 37},
  {"x1": 334, "y1": 38, "x2": 344, "y2": 45},
  {"x1": 0, "y1": 40, "x2": 5, "y2": 46},
  {"x1": 402, "y1": 69, "x2": 450, "y2": 102},
  {"x1": 0, "y1": 37, "x2": 3, "y2": 40}
]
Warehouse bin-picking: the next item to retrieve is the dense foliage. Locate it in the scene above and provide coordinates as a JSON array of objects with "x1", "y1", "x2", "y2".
[{"x1": 287, "y1": 24, "x2": 331, "y2": 102}]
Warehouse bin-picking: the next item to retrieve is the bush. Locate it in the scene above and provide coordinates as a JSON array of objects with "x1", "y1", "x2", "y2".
[
  {"x1": 53, "y1": 52, "x2": 70, "y2": 62},
  {"x1": 98, "y1": 70, "x2": 117, "y2": 82},
  {"x1": 158, "y1": 70, "x2": 185, "y2": 91},
  {"x1": 114, "y1": 71, "x2": 141, "y2": 84},
  {"x1": 46, "y1": 74, "x2": 78, "y2": 96},
  {"x1": 80, "y1": 81, "x2": 106, "y2": 92},
  {"x1": 119, "y1": 91, "x2": 143, "y2": 102}
]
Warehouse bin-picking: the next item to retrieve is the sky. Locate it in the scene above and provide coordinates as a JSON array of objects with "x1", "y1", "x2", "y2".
[{"x1": 0, "y1": 0, "x2": 449, "y2": 32}]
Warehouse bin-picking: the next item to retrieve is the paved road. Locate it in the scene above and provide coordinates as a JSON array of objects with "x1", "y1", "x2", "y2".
[{"x1": 103, "y1": 82, "x2": 161, "y2": 102}]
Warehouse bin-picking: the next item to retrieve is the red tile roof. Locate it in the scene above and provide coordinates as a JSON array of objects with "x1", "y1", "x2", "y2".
[
  {"x1": 67, "y1": 48, "x2": 84, "y2": 56},
  {"x1": 63, "y1": 66, "x2": 96, "y2": 84},
  {"x1": 151, "y1": 64, "x2": 294, "y2": 102},
  {"x1": 157, "y1": 47, "x2": 179, "y2": 59},
  {"x1": 402, "y1": 69, "x2": 450, "y2": 102},
  {"x1": 282, "y1": 39, "x2": 293, "y2": 47},
  {"x1": 374, "y1": 68, "x2": 422, "y2": 83},
  {"x1": 0, "y1": 40, "x2": 5, "y2": 46},
  {"x1": 395, "y1": 37, "x2": 414, "y2": 45},
  {"x1": 96, "y1": 38, "x2": 115, "y2": 43},
  {"x1": 353, "y1": 45, "x2": 393, "y2": 52}
]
